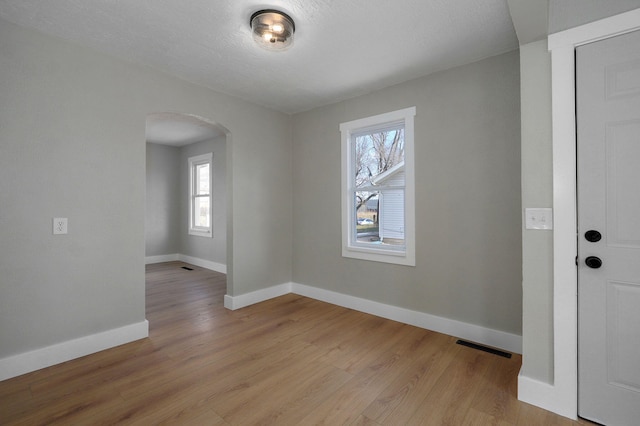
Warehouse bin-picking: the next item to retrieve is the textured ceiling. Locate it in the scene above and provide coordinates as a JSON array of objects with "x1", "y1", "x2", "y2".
[{"x1": 0, "y1": 0, "x2": 518, "y2": 115}]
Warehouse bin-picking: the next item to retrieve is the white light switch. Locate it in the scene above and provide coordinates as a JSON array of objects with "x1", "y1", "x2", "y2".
[
  {"x1": 525, "y1": 208, "x2": 553, "y2": 230},
  {"x1": 53, "y1": 218, "x2": 68, "y2": 234}
]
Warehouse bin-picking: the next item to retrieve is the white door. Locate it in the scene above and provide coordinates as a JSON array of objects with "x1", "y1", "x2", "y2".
[{"x1": 577, "y1": 30, "x2": 640, "y2": 425}]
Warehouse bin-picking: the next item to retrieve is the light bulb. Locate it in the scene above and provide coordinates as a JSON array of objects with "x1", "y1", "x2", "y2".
[
  {"x1": 272, "y1": 23, "x2": 284, "y2": 33},
  {"x1": 263, "y1": 32, "x2": 273, "y2": 41}
]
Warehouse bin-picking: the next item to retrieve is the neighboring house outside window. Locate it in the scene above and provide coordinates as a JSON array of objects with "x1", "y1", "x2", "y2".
[
  {"x1": 340, "y1": 107, "x2": 416, "y2": 266},
  {"x1": 188, "y1": 153, "x2": 213, "y2": 237},
  {"x1": 373, "y1": 162, "x2": 406, "y2": 242}
]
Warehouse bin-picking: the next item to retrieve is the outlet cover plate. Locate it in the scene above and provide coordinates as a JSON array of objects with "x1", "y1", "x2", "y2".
[{"x1": 53, "y1": 218, "x2": 68, "y2": 234}]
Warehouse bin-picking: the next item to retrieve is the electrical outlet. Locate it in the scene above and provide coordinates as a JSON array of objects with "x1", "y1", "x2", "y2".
[{"x1": 53, "y1": 218, "x2": 68, "y2": 235}]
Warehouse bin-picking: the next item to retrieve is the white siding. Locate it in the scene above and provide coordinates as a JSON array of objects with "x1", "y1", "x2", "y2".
[{"x1": 379, "y1": 169, "x2": 405, "y2": 241}]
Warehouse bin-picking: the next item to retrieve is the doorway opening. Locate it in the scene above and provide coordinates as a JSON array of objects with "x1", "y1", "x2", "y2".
[{"x1": 144, "y1": 112, "x2": 232, "y2": 294}]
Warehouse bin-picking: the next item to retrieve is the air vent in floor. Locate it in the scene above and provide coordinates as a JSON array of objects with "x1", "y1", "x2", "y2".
[{"x1": 456, "y1": 339, "x2": 512, "y2": 358}]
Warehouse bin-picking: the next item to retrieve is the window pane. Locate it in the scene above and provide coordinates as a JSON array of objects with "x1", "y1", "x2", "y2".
[
  {"x1": 353, "y1": 128, "x2": 405, "y2": 248},
  {"x1": 196, "y1": 163, "x2": 210, "y2": 195},
  {"x1": 194, "y1": 196, "x2": 210, "y2": 227},
  {"x1": 354, "y1": 129, "x2": 404, "y2": 187},
  {"x1": 355, "y1": 190, "x2": 380, "y2": 242},
  {"x1": 355, "y1": 190, "x2": 405, "y2": 247}
]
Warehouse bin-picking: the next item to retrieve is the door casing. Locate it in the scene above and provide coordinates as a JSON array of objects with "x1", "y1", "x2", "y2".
[{"x1": 518, "y1": 8, "x2": 640, "y2": 420}]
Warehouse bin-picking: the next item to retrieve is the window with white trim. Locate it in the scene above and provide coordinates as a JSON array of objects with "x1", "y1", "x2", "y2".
[
  {"x1": 188, "y1": 153, "x2": 213, "y2": 237},
  {"x1": 340, "y1": 107, "x2": 415, "y2": 266}
]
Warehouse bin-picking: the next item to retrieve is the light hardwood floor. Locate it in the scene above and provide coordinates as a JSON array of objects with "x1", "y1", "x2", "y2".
[{"x1": 1, "y1": 262, "x2": 595, "y2": 425}]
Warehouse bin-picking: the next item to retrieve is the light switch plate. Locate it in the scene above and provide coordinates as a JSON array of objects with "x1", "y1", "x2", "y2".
[
  {"x1": 53, "y1": 218, "x2": 68, "y2": 234},
  {"x1": 525, "y1": 208, "x2": 553, "y2": 230}
]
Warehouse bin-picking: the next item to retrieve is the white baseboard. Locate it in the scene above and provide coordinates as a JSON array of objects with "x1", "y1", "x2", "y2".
[
  {"x1": 145, "y1": 253, "x2": 226, "y2": 274},
  {"x1": 223, "y1": 282, "x2": 522, "y2": 354},
  {"x1": 0, "y1": 320, "x2": 149, "y2": 382},
  {"x1": 224, "y1": 283, "x2": 292, "y2": 310},
  {"x1": 518, "y1": 371, "x2": 577, "y2": 420},
  {"x1": 177, "y1": 254, "x2": 226, "y2": 274},
  {"x1": 145, "y1": 254, "x2": 179, "y2": 264}
]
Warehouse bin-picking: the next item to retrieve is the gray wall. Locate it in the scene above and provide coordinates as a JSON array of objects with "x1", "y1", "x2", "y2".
[
  {"x1": 0, "y1": 18, "x2": 292, "y2": 359},
  {"x1": 179, "y1": 137, "x2": 227, "y2": 264},
  {"x1": 292, "y1": 51, "x2": 522, "y2": 335},
  {"x1": 519, "y1": 40, "x2": 554, "y2": 383},
  {"x1": 146, "y1": 143, "x2": 181, "y2": 256},
  {"x1": 549, "y1": 0, "x2": 640, "y2": 33}
]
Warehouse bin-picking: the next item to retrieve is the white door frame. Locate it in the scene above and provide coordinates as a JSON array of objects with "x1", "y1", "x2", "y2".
[{"x1": 546, "y1": 8, "x2": 640, "y2": 420}]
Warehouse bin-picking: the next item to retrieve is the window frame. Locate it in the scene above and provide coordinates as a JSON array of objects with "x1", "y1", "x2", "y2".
[
  {"x1": 188, "y1": 152, "x2": 213, "y2": 238},
  {"x1": 340, "y1": 107, "x2": 416, "y2": 266}
]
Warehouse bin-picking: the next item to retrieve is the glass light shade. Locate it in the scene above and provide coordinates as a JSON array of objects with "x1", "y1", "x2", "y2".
[{"x1": 250, "y1": 10, "x2": 295, "y2": 51}]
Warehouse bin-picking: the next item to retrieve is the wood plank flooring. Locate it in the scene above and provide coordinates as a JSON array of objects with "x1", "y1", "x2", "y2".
[{"x1": 0, "y1": 261, "x2": 595, "y2": 425}]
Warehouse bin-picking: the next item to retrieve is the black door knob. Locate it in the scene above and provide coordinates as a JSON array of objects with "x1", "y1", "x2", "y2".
[
  {"x1": 585, "y1": 230, "x2": 602, "y2": 242},
  {"x1": 585, "y1": 256, "x2": 602, "y2": 269}
]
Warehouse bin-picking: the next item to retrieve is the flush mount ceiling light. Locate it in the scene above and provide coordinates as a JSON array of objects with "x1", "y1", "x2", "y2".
[{"x1": 250, "y1": 9, "x2": 295, "y2": 51}]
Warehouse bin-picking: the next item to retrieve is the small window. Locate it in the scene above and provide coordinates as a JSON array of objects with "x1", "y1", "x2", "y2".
[
  {"x1": 340, "y1": 107, "x2": 415, "y2": 266},
  {"x1": 188, "y1": 153, "x2": 213, "y2": 237}
]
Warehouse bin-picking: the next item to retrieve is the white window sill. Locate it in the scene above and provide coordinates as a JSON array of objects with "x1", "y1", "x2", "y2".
[
  {"x1": 343, "y1": 245, "x2": 415, "y2": 266},
  {"x1": 189, "y1": 229, "x2": 212, "y2": 238}
]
